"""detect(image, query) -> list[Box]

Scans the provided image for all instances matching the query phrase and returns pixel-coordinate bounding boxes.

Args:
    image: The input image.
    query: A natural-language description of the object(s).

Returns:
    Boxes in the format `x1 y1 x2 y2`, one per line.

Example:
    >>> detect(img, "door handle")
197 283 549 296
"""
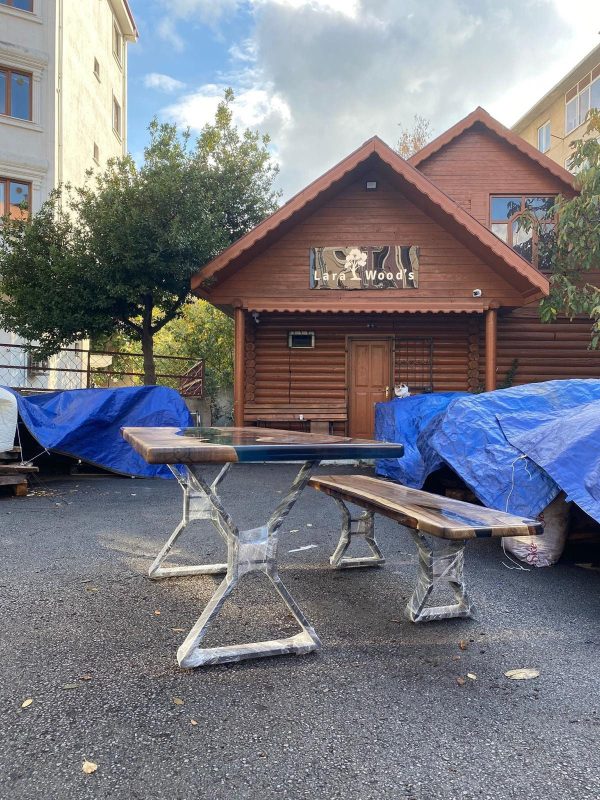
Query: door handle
385 386 390 399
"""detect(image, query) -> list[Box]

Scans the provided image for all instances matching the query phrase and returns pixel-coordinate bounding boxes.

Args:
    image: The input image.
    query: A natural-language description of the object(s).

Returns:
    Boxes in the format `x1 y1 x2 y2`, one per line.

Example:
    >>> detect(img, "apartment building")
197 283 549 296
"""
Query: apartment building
512 43 600 171
0 0 137 389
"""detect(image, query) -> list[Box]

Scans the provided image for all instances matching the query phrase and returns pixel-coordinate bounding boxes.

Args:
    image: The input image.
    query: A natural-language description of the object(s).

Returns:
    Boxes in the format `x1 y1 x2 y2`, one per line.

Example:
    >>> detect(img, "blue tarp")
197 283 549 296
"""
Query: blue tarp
375 380 600 522
498 400 600 523
7 386 193 479
375 392 466 487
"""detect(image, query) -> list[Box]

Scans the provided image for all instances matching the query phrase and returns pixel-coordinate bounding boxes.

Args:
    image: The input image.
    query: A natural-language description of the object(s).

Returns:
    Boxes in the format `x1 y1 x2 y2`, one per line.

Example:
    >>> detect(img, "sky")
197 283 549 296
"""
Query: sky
125 0 600 199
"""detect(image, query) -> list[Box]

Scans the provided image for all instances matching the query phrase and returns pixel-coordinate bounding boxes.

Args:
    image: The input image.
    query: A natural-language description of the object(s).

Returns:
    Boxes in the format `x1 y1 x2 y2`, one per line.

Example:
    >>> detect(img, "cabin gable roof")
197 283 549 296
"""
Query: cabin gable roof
191 132 549 303
408 106 577 193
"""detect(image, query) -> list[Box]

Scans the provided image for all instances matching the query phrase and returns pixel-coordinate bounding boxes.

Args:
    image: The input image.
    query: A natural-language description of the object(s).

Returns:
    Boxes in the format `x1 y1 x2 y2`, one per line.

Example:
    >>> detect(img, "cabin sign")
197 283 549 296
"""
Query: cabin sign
310 245 419 290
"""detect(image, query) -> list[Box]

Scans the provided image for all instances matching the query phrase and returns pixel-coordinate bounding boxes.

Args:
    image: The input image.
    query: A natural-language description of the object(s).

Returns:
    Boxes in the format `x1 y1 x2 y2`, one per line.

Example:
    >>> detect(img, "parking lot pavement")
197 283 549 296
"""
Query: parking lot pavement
0 464 599 800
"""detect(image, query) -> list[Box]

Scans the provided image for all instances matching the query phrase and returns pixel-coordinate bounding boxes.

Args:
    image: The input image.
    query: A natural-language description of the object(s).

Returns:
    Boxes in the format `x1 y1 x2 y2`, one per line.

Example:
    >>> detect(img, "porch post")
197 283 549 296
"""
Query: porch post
484 306 497 392
234 305 245 427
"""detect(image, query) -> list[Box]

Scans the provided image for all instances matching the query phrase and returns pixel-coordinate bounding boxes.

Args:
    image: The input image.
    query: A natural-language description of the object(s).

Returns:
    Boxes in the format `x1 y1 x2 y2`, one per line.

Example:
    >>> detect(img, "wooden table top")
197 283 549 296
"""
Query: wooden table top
122 426 405 465
309 475 543 540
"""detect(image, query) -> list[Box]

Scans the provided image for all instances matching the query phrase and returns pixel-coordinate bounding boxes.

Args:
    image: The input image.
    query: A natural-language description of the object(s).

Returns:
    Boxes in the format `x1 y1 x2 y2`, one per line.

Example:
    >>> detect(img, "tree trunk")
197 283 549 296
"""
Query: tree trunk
141 309 156 385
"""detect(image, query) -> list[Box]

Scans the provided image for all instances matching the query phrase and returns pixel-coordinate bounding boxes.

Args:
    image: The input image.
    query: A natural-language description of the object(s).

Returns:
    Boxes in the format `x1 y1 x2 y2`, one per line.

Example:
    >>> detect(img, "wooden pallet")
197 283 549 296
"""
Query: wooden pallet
0 447 38 496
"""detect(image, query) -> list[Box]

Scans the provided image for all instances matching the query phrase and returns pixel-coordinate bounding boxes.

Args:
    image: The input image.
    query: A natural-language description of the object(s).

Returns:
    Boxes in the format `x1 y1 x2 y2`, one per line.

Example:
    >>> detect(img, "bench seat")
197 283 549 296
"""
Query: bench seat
309 474 542 623
245 404 347 433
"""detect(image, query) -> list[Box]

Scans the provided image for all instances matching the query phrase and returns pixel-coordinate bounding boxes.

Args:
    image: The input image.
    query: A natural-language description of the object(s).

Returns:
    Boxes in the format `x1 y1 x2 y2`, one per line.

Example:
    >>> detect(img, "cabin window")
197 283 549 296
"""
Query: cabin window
0 177 31 220
537 121 551 153
490 195 556 272
288 331 315 349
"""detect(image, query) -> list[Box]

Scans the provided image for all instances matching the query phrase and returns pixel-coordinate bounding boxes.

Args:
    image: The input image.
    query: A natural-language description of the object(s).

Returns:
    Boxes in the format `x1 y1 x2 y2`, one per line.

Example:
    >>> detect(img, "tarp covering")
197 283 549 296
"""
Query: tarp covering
7 386 193 479
375 392 466 487
375 380 600 522
498 400 600 523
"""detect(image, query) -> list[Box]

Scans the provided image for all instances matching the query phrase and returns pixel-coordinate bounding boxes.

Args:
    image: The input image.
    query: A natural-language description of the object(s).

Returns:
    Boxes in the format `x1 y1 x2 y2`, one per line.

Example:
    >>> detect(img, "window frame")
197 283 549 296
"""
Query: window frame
0 0 34 12
93 57 101 82
565 70 600 134
0 176 32 220
489 194 556 272
537 120 551 153
0 65 33 121
112 18 123 67
112 95 122 139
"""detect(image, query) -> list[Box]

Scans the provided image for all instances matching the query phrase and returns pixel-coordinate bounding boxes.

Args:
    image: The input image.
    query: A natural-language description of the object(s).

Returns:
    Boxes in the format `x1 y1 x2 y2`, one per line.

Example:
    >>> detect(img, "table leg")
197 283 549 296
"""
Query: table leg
148 464 230 579
177 461 322 668
405 531 474 622
329 498 384 569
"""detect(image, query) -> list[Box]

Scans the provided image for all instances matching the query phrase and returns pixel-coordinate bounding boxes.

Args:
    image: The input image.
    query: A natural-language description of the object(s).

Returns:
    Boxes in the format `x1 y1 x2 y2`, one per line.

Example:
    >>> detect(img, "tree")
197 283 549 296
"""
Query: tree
154 299 233 418
0 90 280 383
540 110 600 348
396 114 433 159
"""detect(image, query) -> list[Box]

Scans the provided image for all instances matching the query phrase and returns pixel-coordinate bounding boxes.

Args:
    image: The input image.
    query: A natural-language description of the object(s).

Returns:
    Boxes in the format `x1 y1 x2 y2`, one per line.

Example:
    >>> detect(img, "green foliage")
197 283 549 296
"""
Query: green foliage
499 358 519 389
154 300 234 409
540 109 600 349
0 90 280 381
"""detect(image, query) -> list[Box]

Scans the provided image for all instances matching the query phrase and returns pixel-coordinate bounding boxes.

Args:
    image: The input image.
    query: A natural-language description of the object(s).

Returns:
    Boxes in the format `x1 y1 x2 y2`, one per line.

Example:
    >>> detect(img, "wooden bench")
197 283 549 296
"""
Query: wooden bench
309 475 542 623
244 403 347 434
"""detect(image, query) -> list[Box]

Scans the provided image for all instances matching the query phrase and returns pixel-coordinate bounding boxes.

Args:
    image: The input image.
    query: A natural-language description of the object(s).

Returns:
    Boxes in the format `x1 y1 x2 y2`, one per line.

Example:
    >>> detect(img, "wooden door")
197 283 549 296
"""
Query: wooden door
349 339 392 439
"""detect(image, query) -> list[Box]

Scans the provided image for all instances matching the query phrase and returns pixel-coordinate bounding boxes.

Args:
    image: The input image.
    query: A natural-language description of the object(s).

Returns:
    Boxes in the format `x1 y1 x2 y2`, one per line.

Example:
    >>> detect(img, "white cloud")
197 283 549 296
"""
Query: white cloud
157 0 600 197
158 0 242 31
162 84 292 164
144 73 186 93
253 0 360 18
157 17 185 51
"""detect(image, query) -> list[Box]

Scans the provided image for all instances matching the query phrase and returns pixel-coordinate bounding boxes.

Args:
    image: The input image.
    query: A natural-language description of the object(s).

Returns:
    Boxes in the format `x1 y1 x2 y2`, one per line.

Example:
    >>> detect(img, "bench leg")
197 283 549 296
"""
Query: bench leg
405 532 474 622
148 464 230 579
329 499 384 569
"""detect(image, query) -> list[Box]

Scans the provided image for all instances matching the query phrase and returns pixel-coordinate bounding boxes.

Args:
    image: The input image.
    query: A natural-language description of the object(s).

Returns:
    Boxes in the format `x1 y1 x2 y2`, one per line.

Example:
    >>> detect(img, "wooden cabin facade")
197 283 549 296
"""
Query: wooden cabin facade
192 108 600 437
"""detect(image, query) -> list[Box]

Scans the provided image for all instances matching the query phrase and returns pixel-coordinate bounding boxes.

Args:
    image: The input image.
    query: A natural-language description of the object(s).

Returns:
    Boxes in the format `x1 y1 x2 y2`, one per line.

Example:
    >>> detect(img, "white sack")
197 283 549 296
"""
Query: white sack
503 493 570 568
0 388 18 452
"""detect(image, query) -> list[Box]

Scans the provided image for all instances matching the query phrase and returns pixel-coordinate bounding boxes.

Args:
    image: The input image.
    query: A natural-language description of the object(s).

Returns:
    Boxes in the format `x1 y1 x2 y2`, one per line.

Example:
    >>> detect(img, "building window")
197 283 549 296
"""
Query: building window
490 195 556 271
0 177 31 220
112 96 121 138
113 19 123 65
0 0 34 11
27 352 48 374
93 142 100 163
0 66 32 120
93 58 100 81
537 120 551 153
565 66 600 134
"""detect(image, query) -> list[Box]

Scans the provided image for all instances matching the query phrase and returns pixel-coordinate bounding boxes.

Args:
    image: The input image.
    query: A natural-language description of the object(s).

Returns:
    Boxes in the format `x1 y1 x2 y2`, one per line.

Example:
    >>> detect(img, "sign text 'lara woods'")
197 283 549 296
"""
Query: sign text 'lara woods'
310 246 419 290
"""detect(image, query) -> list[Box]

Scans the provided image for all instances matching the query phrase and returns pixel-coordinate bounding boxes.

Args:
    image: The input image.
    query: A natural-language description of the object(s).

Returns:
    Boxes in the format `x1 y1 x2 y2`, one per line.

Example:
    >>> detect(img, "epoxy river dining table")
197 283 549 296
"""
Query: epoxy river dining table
121 426 405 668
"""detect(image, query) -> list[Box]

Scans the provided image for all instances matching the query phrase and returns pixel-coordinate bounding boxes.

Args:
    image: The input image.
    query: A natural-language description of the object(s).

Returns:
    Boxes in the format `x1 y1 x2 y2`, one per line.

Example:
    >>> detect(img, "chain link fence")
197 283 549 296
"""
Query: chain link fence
0 342 203 397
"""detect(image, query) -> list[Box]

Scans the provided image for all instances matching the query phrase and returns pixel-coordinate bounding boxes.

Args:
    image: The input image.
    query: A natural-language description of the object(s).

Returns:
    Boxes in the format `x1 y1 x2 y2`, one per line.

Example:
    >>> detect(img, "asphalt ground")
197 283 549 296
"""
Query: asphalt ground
0 464 599 800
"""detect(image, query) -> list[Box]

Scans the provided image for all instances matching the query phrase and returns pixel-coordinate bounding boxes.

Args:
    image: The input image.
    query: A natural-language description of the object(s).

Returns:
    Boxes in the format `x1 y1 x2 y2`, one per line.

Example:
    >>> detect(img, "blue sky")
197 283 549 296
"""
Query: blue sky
125 0 599 199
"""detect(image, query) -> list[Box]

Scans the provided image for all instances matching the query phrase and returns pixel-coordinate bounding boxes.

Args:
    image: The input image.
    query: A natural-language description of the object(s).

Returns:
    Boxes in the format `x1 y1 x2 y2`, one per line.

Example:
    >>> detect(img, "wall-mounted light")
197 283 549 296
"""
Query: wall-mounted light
365 180 377 191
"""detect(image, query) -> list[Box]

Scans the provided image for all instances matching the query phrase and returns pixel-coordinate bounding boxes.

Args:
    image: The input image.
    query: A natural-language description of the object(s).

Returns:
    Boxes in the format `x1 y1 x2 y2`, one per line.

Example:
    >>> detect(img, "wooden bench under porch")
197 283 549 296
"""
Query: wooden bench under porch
244 403 347 434
309 475 542 623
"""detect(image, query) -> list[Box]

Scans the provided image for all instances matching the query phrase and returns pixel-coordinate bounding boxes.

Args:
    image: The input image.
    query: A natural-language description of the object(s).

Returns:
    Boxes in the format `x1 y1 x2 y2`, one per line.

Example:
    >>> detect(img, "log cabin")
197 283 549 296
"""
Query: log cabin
191 107 600 438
